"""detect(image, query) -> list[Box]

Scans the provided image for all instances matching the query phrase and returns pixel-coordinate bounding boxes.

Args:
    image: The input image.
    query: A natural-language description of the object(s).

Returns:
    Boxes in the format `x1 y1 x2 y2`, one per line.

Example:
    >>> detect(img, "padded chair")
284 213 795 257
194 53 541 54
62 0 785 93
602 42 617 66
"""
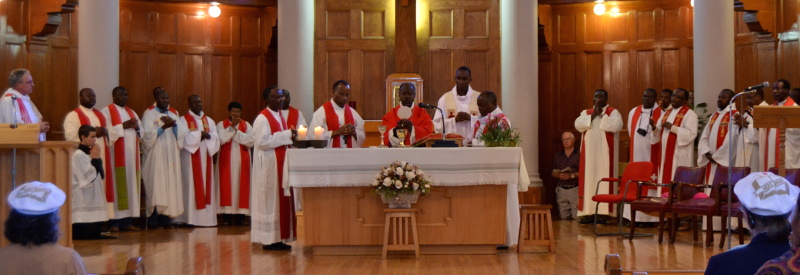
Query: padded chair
591 162 654 237
669 165 750 247
628 166 706 243
768 167 800 186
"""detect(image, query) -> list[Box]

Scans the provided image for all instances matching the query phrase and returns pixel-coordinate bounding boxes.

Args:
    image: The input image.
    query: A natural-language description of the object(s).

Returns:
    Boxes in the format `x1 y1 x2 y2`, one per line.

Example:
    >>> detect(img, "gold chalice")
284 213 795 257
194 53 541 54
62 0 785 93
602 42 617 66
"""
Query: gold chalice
396 129 407 148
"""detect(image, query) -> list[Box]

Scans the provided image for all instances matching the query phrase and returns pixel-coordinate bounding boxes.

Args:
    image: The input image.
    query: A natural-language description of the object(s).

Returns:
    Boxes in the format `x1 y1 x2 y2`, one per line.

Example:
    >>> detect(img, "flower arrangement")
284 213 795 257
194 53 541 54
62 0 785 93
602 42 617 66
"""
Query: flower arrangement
373 160 432 198
479 116 521 147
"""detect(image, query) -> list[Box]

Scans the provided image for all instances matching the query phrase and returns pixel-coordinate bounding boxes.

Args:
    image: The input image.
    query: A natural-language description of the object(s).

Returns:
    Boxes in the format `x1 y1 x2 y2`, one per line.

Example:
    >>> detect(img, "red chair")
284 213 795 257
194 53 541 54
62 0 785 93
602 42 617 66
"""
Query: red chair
719 168 800 248
590 162 654 236
669 165 750 246
628 166 706 243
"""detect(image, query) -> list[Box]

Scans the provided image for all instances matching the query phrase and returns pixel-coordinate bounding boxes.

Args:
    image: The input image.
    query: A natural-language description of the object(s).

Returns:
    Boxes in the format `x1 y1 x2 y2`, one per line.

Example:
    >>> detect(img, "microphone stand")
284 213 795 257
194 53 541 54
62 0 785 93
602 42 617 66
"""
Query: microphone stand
10 95 18 189
727 89 752 250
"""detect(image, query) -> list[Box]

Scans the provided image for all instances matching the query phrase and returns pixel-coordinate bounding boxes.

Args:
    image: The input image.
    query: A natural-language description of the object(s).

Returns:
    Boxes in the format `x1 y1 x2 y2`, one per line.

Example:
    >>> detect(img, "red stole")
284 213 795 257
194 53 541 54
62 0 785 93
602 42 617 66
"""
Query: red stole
703 110 735 181
260 108 295 239
381 105 434 146
108 105 140 210
765 98 796 169
322 101 355 148
4 94 32 123
629 106 661 188
659 106 690 186
74 107 115 203
218 119 251 209
286 107 300 129
185 113 212 210
578 106 616 211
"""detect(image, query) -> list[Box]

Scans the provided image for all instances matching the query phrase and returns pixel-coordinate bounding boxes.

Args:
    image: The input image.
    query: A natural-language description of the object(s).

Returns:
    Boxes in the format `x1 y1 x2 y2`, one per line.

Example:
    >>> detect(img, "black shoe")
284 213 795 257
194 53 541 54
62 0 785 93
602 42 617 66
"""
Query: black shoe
263 242 292 251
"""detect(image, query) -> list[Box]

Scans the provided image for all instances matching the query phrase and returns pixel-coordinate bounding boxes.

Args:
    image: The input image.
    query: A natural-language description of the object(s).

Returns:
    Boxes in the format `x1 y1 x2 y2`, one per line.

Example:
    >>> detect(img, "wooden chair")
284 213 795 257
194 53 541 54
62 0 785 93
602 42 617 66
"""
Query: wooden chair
669 165 750 246
591 162 654 237
96 257 144 275
628 166 706 243
518 204 555 253
604 254 705 275
382 208 420 259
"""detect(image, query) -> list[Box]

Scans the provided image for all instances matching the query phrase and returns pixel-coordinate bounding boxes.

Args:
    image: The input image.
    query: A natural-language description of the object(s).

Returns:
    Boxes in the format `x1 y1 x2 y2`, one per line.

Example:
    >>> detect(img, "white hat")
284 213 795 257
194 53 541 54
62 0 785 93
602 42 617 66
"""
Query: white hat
734 172 800 216
7 181 66 215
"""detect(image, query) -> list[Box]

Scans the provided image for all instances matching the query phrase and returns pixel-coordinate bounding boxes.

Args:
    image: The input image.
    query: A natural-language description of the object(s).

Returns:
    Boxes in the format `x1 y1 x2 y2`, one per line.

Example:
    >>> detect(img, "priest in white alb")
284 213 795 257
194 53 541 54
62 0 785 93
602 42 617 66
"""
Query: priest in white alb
100 86 142 231
433 66 479 140
574 89 623 217
176 95 220 227
623 88 662 223
0 69 49 140
216 101 254 222
308 81 365 148
762 79 800 170
651 88 698 185
698 89 740 184
141 89 185 228
734 89 766 172
251 87 297 250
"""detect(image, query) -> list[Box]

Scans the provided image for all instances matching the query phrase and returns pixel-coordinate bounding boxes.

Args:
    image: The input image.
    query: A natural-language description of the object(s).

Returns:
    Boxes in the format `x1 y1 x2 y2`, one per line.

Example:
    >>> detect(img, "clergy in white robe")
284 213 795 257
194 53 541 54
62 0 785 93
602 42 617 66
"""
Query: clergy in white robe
762 80 800 170
175 95 220 227
651 89 698 185
574 89 623 216
470 91 510 147
698 90 740 184
433 67 480 140
734 93 765 172
63 88 113 218
623 89 662 223
100 87 143 227
308 81 365 148
71 126 108 224
216 102 254 215
0 69 49 140
251 88 296 250
141 91 186 220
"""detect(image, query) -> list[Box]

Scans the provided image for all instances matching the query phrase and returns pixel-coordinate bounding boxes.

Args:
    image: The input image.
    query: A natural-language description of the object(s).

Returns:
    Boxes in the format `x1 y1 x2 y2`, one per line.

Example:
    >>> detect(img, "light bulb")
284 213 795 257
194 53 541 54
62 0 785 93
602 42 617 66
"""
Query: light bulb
593 1 606 16
209 2 221 18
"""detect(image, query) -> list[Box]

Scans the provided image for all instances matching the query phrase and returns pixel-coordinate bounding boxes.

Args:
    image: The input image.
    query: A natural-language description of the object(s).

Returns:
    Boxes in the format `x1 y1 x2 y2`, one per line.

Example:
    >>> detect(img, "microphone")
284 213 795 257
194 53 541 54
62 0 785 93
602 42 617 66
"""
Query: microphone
418 102 439 109
745 81 769 91
10 95 17 129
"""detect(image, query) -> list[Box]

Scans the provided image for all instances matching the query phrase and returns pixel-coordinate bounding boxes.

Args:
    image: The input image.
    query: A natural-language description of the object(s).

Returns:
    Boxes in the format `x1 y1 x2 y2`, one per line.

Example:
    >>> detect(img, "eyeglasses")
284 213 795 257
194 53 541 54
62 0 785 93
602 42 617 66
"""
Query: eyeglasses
23 80 34 85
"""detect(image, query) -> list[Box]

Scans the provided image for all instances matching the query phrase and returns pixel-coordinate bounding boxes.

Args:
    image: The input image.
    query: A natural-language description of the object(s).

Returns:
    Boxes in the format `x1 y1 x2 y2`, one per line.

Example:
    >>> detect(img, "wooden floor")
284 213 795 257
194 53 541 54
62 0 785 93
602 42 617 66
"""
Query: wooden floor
75 218 740 274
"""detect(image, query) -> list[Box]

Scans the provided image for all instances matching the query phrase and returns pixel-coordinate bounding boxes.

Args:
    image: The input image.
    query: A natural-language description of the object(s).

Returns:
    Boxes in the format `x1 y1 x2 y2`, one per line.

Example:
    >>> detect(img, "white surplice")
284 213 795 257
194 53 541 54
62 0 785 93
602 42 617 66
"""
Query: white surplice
433 85 479 140
735 103 763 172
64 106 112 215
215 119 254 215
141 106 186 218
308 99 366 148
574 105 623 216
251 108 295 245
623 105 660 222
100 104 143 219
761 99 800 170
0 88 45 141
651 106 698 183
71 149 108 224
175 111 220 226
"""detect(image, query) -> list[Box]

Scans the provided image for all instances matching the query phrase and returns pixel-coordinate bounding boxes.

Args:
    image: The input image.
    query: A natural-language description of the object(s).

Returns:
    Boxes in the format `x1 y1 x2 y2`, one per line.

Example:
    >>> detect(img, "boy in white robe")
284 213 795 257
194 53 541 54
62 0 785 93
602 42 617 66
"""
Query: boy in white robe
71 125 110 240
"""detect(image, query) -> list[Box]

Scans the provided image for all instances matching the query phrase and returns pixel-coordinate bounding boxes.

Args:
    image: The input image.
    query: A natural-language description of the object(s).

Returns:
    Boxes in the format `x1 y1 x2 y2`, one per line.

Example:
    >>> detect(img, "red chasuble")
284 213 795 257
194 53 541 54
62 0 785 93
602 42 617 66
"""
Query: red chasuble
185 114 212 210
659 105 691 186
381 105 434 146
260 108 295 239
764 98 796 168
108 105 140 210
322 101 355 148
74 108 115 203
218 119 251 209
578 107 616 211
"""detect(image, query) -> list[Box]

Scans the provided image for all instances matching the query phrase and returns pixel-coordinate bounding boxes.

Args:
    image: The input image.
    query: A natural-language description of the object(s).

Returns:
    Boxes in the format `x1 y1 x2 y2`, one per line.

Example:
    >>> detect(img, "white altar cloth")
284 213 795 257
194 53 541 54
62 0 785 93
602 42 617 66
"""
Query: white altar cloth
282 147 530 246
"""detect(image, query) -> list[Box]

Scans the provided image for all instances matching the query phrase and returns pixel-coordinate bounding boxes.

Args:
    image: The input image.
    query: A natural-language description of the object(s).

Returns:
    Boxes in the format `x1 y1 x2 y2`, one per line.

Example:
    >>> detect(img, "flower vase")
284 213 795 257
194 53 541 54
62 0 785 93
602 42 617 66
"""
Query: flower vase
380 193 420 209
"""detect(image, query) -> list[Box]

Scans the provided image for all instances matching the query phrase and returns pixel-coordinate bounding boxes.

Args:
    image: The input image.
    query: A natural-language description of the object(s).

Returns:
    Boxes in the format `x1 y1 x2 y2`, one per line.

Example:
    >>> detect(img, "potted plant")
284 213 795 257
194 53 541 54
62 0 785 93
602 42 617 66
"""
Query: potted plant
372 161 432 208
478 116 521 147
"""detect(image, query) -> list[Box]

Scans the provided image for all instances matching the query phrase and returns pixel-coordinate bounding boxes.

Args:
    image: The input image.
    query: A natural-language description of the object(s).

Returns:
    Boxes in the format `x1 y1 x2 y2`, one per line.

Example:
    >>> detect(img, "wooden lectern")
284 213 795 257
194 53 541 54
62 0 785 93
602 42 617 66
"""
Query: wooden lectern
752 106 800 177
0 123 75 247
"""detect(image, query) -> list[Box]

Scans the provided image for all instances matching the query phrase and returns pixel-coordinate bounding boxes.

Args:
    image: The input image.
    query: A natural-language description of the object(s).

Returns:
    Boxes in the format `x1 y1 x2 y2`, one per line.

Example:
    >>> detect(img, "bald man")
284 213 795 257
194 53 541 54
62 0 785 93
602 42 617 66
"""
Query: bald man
552 131 580 220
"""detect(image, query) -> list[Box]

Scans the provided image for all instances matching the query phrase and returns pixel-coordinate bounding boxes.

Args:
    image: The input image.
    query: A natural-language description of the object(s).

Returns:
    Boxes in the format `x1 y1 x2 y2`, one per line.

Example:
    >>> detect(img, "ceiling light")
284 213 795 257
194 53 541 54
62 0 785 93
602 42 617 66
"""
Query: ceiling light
593 0 606 16
209 2 221 18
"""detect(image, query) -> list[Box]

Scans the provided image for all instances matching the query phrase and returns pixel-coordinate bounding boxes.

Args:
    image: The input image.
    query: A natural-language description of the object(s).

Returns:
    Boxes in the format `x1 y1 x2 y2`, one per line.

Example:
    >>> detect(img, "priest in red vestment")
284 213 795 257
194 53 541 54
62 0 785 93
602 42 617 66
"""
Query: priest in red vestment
381 82 433 147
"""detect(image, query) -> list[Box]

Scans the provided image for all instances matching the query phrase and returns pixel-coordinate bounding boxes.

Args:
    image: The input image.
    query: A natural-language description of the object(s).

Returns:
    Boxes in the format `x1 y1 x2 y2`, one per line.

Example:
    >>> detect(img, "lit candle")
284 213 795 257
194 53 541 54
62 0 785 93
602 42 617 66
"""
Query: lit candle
314 126 324 140
297 125 307 140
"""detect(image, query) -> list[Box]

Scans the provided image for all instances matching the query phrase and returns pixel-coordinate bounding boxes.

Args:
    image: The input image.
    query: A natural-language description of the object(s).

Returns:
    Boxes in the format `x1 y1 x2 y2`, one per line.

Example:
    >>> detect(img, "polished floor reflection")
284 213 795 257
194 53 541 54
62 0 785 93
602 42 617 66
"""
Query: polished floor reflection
74 219 736 274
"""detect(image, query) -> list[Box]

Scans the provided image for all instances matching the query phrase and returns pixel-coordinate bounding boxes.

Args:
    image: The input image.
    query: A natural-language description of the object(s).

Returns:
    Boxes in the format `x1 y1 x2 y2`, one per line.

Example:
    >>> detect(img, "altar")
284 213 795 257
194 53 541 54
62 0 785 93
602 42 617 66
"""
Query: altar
283 147 529 255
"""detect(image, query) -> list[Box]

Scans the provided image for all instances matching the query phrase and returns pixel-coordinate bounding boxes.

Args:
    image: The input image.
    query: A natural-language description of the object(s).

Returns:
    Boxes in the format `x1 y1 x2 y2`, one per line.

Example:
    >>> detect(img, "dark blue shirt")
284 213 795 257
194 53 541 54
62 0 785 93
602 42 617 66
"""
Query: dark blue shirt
705 233 790 275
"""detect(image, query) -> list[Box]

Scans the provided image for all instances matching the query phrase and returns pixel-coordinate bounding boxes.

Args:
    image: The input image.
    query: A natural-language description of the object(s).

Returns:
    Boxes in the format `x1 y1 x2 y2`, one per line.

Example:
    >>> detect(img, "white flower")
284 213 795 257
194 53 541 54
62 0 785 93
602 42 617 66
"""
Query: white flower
394 180 403 189
416 169 424 176
406 164 413 170
383 178 392 186
400 161 407 168
375 172 382 180
405 171 416 179
413 183 419 190
395 167 404 175
424 184 431 189
372 181 379 187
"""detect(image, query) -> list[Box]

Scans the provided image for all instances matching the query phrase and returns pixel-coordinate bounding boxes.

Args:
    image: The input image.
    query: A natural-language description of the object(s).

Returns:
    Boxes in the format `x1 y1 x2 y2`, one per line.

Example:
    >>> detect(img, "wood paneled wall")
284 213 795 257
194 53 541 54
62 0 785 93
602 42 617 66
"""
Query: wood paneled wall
314 0 501 120
119 1 276 122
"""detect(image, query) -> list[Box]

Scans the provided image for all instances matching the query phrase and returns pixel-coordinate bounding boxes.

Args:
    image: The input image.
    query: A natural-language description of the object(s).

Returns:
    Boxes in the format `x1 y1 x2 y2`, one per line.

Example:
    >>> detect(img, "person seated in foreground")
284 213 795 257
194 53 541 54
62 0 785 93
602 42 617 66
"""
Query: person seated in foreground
469 91 510 147
0 181 88 275
705 172 799 275
757 176 800 274
381 82 433 147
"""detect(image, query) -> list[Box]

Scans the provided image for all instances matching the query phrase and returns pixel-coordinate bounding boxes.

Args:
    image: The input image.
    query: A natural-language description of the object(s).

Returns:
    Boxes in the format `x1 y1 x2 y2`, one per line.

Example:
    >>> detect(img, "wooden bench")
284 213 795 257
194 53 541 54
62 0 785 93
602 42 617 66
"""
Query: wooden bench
604 254 704 275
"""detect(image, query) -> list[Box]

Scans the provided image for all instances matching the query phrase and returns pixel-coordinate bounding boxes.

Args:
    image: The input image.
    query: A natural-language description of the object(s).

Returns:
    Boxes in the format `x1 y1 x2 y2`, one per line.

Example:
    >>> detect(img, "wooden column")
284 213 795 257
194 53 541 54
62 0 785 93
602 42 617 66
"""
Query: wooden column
395 0 417 73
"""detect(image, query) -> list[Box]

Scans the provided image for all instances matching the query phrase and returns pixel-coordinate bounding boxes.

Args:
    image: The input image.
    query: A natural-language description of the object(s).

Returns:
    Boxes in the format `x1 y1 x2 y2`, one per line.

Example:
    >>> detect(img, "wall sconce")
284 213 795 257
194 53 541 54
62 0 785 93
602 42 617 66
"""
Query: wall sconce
208 2 221 18
593 0 606 16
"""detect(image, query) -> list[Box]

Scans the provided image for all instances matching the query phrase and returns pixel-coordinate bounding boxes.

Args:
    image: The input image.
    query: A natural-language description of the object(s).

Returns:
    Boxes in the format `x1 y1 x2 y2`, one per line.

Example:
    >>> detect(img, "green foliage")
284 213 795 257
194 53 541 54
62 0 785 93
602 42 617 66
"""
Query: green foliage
479 117 521 147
